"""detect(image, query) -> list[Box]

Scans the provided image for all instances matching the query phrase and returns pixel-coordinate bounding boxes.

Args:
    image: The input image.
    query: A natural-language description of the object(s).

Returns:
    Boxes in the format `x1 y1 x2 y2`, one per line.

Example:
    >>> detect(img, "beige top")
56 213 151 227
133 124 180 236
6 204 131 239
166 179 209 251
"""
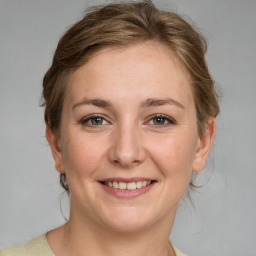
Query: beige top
0 234 187 256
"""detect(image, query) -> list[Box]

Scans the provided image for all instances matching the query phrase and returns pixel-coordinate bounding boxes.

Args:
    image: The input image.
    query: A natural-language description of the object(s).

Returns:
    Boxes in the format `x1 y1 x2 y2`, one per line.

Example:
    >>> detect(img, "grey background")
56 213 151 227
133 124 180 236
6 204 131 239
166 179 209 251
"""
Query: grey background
0 0 255 255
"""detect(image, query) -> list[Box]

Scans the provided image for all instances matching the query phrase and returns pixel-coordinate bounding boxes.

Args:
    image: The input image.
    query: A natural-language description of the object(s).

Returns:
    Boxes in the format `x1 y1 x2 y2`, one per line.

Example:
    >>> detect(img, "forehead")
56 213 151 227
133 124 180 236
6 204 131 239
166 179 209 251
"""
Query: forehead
65 42 193 106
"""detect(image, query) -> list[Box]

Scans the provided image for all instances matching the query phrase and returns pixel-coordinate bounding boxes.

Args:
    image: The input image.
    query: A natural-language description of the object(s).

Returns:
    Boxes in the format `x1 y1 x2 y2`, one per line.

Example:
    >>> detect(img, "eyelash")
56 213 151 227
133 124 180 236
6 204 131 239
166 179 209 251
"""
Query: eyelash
146 114 176 127
79 114 176 128
80 114 110 127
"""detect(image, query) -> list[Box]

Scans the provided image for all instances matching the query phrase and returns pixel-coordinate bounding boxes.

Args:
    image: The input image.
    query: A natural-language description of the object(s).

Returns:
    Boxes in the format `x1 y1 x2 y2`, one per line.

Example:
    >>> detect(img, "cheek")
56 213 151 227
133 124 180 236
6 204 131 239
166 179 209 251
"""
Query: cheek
61 131 107 177
148 132 197 180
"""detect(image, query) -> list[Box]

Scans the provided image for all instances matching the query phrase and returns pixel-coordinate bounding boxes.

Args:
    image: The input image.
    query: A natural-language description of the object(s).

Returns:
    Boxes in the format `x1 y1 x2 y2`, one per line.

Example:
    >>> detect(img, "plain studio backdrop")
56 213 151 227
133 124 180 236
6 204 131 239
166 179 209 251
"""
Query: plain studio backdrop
0 1 255 256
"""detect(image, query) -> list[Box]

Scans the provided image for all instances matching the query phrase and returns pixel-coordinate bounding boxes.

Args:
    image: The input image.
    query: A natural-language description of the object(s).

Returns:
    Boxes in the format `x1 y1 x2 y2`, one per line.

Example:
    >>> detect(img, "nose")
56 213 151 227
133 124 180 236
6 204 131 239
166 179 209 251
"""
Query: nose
108 124 146 168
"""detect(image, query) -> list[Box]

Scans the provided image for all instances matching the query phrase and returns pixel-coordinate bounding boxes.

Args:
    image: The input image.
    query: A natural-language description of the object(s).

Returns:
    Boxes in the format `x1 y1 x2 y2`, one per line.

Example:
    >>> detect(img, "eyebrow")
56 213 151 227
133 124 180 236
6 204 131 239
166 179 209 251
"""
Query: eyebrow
140 98 185 109
72 97 184 110
72 98 112 110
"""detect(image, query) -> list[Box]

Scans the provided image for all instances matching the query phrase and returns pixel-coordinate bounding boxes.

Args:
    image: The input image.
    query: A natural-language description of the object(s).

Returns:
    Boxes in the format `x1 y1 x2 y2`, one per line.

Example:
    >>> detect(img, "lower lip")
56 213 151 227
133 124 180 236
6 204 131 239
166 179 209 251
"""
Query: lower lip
99 182 156 198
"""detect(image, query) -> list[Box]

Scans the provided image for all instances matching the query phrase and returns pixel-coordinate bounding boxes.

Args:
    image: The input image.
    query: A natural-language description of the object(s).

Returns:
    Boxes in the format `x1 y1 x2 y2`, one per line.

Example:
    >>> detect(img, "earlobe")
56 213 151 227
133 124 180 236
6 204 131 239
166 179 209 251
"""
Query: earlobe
192 117 216 172
45 125 65 173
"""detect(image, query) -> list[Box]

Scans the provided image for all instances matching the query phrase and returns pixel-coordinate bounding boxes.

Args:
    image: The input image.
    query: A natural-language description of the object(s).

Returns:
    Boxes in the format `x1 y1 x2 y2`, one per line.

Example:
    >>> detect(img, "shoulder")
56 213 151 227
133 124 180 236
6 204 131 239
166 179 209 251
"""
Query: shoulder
1 236 186 256
170 241 188 256
0 234 54 256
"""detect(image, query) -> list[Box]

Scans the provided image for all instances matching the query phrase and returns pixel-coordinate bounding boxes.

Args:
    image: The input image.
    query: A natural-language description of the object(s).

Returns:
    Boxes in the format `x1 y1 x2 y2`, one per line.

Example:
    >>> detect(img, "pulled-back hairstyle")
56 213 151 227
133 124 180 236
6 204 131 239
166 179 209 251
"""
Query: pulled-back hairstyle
42 0 219 192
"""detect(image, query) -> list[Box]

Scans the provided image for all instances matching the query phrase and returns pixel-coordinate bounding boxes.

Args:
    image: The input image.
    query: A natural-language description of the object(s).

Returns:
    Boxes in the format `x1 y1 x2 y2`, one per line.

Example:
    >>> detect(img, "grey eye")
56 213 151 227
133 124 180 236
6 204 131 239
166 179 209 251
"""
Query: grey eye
147 115 175 127
81 115 108 126
152 117 166 125
90 117 104 125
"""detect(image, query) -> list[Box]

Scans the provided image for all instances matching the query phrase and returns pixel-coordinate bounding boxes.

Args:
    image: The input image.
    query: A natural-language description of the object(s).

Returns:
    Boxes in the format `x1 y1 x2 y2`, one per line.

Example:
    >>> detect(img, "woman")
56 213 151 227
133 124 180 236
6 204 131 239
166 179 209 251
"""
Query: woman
0 1 219 255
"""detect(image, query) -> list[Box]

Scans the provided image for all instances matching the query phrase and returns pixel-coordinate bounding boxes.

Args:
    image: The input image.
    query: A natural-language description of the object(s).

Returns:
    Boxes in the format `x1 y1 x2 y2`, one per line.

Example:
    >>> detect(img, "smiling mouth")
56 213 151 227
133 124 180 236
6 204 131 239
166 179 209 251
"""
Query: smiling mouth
100 180 156 190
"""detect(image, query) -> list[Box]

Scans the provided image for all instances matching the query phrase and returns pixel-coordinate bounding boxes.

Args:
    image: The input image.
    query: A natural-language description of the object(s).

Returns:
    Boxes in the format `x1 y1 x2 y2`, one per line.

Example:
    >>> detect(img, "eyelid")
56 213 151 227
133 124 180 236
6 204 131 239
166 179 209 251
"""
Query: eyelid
80 114 111 126
145 114 176 127
79 113 176 127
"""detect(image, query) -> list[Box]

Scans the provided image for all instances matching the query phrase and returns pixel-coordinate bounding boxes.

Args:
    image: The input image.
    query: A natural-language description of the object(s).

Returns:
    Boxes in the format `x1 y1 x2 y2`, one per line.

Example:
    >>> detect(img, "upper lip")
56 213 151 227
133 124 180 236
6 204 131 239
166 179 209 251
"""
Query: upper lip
100 177 155 183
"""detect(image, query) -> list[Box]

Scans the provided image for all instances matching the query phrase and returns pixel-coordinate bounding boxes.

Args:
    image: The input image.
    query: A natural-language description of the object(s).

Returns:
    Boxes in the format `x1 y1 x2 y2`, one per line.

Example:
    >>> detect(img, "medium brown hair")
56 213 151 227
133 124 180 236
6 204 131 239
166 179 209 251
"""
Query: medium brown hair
42 0 219 192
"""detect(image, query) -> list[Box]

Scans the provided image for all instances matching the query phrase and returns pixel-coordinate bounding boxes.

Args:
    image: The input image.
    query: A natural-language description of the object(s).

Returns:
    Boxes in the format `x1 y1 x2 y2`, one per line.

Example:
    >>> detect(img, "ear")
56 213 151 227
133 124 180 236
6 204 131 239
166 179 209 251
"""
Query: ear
46 125 65 173
192 117 216 172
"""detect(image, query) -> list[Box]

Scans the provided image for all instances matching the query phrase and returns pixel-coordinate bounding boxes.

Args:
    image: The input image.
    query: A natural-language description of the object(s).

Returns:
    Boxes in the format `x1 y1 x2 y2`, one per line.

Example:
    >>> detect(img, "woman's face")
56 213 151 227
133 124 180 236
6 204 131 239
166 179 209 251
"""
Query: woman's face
48 42 213 232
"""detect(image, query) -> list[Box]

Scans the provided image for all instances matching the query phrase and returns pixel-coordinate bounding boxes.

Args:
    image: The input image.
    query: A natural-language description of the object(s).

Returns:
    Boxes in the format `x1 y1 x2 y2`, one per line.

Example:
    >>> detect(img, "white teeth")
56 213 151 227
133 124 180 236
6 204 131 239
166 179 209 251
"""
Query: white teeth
113 181 118 188
119 182 127 190
142 181 147 187
136 181 142 189
104 180 153 190
127 182 136 190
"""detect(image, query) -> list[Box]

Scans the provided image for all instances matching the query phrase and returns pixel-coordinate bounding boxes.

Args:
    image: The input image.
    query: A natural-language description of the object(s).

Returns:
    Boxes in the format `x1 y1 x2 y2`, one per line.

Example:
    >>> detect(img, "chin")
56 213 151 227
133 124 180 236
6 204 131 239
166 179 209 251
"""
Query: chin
98 206 159 233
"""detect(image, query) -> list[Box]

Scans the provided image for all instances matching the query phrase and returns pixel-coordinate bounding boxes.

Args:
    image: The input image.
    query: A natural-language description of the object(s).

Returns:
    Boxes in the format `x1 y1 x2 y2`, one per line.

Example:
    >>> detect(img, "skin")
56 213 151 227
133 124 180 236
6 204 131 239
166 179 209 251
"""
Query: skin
46 41 215 256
